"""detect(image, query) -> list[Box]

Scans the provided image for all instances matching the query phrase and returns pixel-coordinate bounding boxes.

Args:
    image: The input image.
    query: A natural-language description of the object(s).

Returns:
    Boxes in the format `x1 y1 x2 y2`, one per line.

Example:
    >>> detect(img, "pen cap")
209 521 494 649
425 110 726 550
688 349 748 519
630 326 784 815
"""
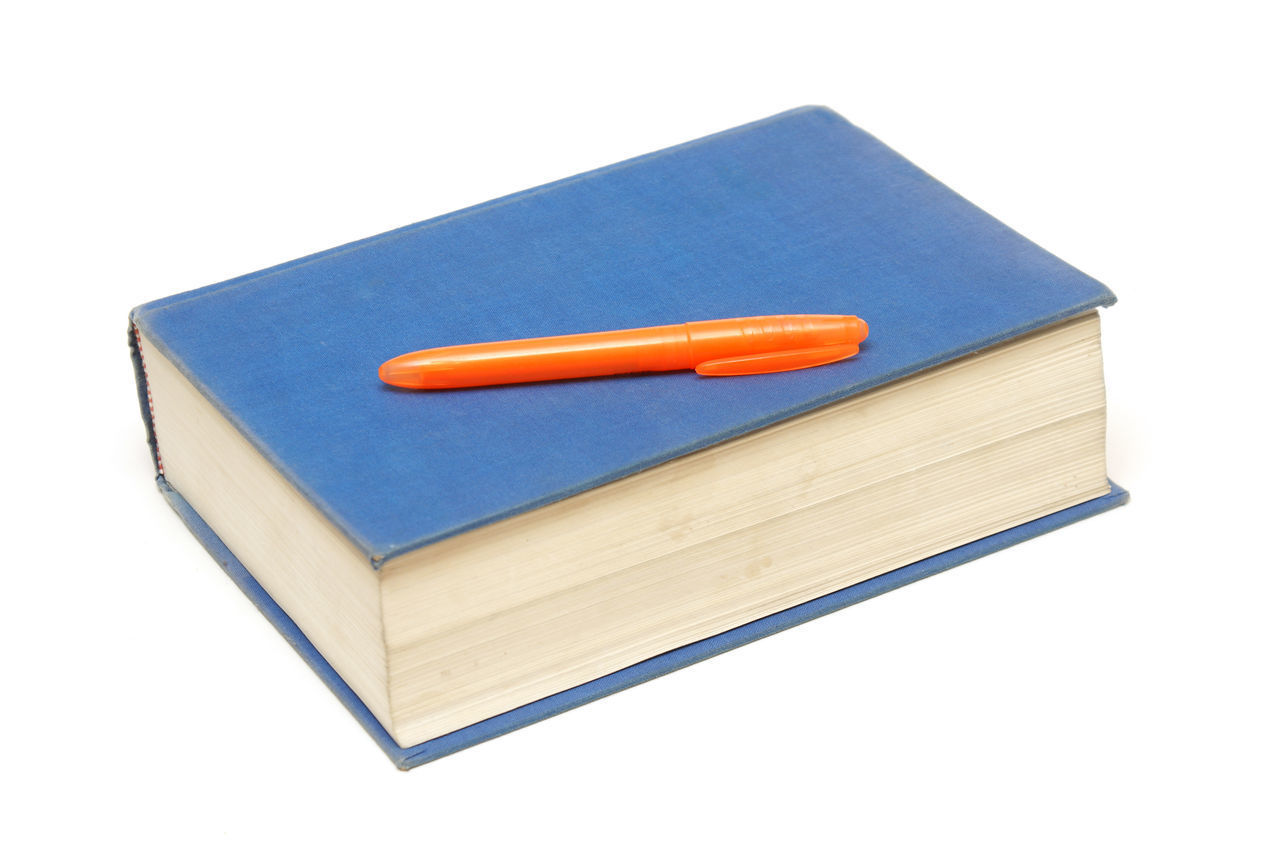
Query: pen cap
684 315 867 364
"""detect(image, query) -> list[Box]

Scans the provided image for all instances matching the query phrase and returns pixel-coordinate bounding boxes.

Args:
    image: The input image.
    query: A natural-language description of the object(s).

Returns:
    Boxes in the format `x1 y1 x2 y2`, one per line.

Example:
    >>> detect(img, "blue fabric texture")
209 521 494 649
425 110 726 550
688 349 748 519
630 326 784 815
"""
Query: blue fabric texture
156 477 1128 769
130 106 1116 565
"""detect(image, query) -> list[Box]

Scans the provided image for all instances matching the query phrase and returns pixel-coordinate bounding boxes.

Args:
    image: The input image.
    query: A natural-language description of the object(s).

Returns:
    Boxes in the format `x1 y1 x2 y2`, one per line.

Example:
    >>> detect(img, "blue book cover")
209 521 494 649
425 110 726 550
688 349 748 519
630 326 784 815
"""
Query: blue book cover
129 106 1125 768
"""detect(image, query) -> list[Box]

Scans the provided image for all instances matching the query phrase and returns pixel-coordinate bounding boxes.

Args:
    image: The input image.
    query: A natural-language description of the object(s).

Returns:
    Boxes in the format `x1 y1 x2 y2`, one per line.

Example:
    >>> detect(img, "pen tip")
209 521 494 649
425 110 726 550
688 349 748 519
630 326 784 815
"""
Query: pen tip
379 357 419 389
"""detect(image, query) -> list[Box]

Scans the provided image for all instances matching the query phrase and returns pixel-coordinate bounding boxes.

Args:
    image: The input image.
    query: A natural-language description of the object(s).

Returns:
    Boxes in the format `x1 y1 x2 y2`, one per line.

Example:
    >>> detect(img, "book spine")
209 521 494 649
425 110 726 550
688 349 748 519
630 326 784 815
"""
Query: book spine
128 321 164 479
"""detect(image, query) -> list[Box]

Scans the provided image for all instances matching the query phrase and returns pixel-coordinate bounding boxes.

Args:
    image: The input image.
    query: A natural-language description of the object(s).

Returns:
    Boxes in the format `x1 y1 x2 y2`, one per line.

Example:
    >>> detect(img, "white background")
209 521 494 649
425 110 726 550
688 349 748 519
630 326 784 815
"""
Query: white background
4 2 1277 854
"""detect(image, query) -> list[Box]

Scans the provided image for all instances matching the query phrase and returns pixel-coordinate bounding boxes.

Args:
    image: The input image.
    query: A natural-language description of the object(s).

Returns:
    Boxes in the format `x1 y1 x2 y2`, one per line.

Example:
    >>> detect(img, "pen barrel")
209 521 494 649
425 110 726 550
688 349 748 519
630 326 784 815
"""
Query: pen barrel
386 324 693 388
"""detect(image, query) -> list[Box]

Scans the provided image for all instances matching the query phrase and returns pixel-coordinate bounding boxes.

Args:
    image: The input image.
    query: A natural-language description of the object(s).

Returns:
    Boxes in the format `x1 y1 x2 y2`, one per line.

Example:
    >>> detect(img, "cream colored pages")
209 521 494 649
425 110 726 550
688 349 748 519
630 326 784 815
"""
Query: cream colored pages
380 313 1108 745
141 313 1107 747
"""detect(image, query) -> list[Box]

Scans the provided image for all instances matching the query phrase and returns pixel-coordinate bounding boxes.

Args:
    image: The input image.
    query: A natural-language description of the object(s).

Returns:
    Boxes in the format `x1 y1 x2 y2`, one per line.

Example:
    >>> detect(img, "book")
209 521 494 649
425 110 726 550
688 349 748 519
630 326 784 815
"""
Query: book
129 106 1127 768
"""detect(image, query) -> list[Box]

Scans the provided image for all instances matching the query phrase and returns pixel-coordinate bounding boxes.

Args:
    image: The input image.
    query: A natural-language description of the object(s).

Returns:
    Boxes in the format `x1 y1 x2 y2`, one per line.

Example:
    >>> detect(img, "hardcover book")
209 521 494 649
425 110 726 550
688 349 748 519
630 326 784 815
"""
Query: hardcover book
129 106 1126 768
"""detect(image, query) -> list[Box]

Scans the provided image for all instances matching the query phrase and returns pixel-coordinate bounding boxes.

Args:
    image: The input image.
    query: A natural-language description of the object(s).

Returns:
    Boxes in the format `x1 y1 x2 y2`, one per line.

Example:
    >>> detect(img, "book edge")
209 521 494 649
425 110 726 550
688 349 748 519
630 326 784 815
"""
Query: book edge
155 477 1128 770
128 323 162 479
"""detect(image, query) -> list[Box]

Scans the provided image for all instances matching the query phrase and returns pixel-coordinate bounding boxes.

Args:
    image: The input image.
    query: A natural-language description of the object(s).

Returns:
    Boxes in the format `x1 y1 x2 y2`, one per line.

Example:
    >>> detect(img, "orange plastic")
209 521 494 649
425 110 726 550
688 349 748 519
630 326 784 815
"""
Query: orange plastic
378 314 869 390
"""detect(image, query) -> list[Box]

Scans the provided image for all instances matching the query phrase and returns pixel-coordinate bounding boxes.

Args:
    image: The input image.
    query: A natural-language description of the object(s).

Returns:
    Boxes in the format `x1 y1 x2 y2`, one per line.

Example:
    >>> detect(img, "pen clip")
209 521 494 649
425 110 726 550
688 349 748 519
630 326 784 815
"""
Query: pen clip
694 343 860 376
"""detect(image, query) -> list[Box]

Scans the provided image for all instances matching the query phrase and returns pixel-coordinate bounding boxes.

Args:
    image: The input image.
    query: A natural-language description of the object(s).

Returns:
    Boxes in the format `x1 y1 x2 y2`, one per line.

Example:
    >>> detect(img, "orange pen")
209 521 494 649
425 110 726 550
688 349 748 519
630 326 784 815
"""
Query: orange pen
378 314 869 390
